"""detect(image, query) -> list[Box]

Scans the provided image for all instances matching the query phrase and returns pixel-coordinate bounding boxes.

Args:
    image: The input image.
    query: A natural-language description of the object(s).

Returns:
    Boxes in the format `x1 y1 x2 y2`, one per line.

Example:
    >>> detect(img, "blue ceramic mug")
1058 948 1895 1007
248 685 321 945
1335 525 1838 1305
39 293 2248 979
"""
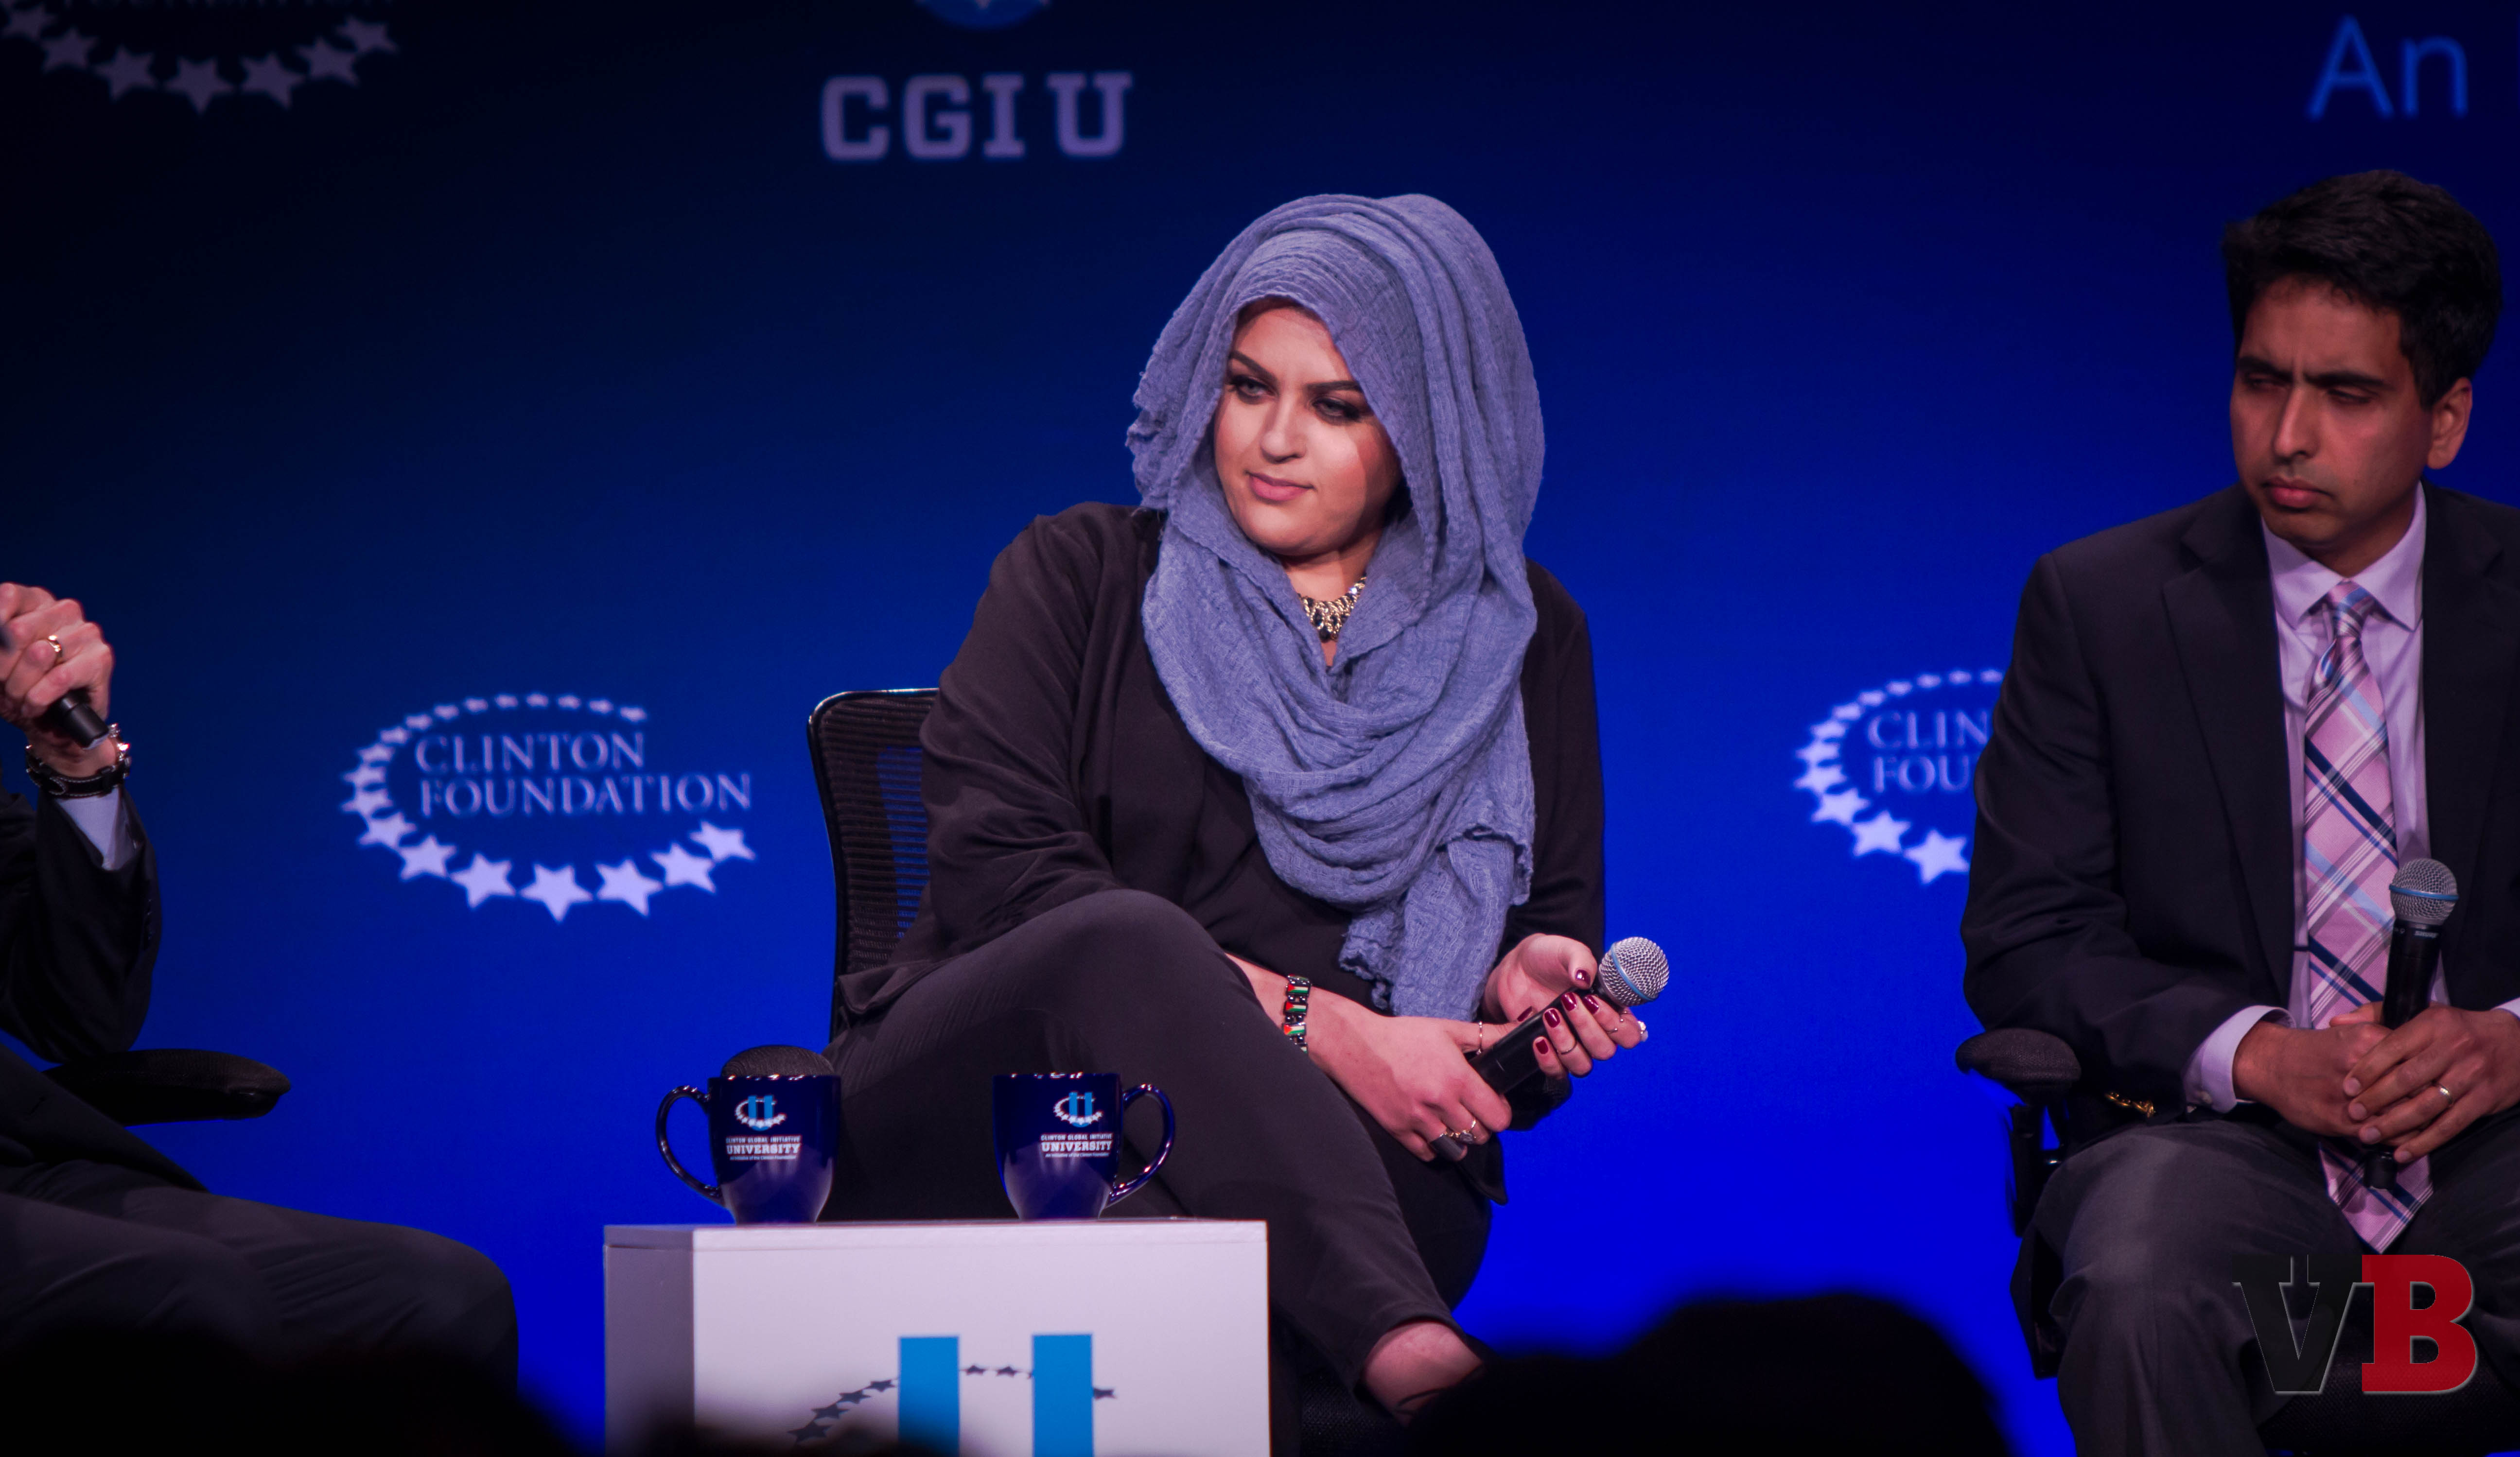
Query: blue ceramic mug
656 1073 841 1224
991 1072 1174 1220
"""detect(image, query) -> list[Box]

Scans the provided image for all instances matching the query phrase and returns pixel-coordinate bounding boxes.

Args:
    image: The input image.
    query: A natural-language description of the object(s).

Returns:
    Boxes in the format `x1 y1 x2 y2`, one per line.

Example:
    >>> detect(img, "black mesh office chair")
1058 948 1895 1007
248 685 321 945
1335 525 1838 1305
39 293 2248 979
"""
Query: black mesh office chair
807 688 1406 1456
1959 1026 2520 1455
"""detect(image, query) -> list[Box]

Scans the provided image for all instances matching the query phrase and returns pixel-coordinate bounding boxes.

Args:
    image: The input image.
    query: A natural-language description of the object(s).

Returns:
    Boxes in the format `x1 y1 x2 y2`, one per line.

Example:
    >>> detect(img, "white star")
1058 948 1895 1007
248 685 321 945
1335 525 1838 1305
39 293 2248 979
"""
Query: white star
1905 830 1972 884
1794 741 1840 769
238 54 301 106
40 28 89 70
1849 811 1910 857
163 58 230 113
1812 789 1869 827
381 726 411 743
690 822 755 862
1857 691 1886 707
343 763 386 788
618 706 647 723
357 812 414 848
2 9 48 43
340 787 390 816
651 842 717 892
450 853 514 907
359 743 396 764
94 46 151 97
1792 763 1847 795
520 864 592 922
594 859 665 915
395 835 456 880
1811 721 1848 742
1831 704 1862 722
336 18 395 55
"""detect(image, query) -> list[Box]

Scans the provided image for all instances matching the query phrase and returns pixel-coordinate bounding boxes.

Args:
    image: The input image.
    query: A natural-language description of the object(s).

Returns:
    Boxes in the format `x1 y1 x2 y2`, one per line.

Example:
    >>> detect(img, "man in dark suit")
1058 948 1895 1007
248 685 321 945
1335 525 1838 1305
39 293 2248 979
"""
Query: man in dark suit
1965 171 2520 1455
0 581 515 1373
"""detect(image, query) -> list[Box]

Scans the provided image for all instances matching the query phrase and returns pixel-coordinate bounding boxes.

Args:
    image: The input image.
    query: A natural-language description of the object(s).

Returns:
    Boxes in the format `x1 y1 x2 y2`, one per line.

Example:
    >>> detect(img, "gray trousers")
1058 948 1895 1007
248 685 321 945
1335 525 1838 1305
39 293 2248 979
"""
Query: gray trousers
2036 1108 2520 1456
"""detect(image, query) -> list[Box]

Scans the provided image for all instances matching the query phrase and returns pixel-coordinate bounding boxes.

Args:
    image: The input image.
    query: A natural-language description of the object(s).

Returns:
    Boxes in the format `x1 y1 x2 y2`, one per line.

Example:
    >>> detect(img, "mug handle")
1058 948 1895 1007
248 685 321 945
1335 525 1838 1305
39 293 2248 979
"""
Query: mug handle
655 1086 722 1202
1108 1083 1175 1202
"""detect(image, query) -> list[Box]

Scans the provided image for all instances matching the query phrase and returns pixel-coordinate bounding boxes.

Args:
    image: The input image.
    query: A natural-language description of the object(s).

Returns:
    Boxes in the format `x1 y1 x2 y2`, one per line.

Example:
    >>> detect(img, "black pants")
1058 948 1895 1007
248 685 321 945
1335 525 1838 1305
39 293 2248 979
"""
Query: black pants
2035 1108 2520 1457
0 1157 516 1379
824 891 1487 1385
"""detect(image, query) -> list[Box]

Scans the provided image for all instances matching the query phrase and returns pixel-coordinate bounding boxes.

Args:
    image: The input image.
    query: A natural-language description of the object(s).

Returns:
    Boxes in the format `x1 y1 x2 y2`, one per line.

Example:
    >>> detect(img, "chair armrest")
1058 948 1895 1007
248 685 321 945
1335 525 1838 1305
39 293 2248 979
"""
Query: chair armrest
45 1049 291 1126
1955 1029 2079 1105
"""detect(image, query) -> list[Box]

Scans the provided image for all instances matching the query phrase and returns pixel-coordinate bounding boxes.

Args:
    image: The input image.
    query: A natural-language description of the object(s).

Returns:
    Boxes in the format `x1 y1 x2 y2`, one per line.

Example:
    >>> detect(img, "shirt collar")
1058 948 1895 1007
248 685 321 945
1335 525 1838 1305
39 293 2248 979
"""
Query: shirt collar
2263 485 2427 632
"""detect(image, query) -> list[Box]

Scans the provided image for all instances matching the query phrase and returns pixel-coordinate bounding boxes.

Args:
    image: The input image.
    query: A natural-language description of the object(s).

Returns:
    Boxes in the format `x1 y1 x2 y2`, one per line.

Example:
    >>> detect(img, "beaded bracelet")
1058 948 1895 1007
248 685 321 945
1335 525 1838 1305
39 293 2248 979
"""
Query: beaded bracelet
1279 976 1313 1054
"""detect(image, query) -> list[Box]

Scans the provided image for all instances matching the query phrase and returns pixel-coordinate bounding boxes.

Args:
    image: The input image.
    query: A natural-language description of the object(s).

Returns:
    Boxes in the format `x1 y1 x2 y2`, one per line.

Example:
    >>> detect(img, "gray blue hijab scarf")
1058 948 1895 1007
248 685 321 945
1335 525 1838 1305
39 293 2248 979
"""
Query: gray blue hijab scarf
1129 194 1543 1019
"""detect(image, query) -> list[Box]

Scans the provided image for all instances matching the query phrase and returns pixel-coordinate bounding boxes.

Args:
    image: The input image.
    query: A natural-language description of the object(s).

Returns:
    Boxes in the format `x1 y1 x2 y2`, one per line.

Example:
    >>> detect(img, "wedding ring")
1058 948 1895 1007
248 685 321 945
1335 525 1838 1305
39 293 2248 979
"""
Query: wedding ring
44 633 62 663
2439 1085 2456 1102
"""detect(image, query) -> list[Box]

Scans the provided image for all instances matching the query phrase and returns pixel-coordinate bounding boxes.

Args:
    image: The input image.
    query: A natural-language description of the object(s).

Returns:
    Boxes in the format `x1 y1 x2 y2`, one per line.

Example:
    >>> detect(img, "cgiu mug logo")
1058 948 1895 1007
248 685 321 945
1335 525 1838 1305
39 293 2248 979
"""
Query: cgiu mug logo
1052 1091 1099 1127
1 2 398 116
735 1094 785 1131
2232 1253 2479 1394
340 692 757 922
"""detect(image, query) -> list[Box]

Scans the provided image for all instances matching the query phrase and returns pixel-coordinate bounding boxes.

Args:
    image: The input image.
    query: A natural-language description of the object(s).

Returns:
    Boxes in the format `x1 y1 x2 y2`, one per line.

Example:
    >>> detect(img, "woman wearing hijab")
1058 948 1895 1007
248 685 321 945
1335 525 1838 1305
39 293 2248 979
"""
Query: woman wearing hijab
823 194 1638 1430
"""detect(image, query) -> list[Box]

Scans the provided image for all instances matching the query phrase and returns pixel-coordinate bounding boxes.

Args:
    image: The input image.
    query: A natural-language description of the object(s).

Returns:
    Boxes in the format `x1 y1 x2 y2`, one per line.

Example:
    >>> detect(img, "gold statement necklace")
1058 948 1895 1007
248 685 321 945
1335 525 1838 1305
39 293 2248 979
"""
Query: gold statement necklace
1298 575 1367 642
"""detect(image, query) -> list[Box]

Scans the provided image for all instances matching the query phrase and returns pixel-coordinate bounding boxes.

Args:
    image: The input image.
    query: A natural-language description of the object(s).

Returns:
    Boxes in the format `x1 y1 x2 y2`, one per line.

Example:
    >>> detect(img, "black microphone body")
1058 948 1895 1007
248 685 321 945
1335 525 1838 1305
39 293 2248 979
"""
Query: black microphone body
2379 920 2441 1033
2365 860 2459 1194
41 691 110 749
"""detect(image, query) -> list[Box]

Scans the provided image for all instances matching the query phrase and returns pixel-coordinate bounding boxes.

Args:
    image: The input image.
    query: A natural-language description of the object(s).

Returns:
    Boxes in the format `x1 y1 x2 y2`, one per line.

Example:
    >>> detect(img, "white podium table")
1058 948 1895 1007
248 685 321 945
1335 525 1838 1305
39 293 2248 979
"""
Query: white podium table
604 1220 1269 1457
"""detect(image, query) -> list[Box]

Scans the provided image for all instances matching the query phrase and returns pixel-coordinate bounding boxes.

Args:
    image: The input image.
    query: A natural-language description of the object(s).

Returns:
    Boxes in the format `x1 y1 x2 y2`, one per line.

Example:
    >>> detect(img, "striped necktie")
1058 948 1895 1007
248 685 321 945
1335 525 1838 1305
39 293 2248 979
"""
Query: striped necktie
2301 582 2427 1249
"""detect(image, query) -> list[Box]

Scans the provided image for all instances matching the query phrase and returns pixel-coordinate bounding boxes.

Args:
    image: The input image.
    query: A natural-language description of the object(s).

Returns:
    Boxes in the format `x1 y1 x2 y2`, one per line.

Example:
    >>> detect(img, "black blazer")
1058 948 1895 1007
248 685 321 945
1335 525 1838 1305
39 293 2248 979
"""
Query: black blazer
0 786 195 1189
1963 483 2520 1109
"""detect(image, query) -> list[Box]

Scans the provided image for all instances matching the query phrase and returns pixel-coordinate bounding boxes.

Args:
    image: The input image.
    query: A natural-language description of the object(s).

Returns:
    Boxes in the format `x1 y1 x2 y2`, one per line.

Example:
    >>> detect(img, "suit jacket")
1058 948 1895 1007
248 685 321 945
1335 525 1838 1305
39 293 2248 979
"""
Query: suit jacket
0 785 196 1189
1963 482 2520 1114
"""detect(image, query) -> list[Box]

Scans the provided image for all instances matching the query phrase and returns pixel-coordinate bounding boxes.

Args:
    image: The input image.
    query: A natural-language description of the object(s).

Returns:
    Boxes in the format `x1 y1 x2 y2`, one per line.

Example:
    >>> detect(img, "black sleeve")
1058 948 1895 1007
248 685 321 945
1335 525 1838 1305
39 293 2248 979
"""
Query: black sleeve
1961 554 2254 1102
0 788 160 1063
918 515 1131 957
1504 563 1606 955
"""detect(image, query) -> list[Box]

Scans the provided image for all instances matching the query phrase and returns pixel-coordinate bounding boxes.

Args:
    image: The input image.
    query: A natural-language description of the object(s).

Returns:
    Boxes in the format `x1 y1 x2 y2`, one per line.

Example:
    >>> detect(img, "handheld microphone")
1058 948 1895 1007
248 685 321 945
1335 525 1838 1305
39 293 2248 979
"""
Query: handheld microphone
2365 859 2458 1194
41 691 110 750
1470 936 1668 1095
722 1045 836 1078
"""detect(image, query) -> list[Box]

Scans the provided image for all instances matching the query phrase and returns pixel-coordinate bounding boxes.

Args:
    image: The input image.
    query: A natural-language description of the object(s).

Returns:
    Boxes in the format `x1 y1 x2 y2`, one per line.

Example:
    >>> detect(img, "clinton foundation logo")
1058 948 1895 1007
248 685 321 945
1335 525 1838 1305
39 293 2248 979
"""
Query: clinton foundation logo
340 693 756 922
1794 668 2001 885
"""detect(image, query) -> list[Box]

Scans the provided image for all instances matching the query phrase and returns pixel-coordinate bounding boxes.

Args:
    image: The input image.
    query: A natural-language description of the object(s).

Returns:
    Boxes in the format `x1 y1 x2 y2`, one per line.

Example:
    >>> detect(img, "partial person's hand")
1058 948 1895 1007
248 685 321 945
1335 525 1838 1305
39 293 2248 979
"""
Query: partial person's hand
2339 1003 2520 1161
1482 933 1596 1021
1312 999 1514 1163
0 583 117 778
1481 934 1645 1087
2233 1006 2389 1137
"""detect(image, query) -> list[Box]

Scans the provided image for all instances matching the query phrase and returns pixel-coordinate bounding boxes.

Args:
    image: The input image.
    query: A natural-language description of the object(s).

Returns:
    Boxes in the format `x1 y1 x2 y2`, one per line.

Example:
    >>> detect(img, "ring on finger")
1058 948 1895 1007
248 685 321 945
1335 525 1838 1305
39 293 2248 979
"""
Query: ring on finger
2440 1084 2457 1103
44 633 63 664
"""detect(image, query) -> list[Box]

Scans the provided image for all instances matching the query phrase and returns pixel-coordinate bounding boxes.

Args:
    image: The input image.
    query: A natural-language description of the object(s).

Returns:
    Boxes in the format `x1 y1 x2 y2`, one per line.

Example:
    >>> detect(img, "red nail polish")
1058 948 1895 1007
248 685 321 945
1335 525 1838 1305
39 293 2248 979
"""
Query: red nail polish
1560 990 1579 1010
1543 1006 1562 1028
1582 994 1601 1015
1572 968 1589 988
1533 1037 1550 1056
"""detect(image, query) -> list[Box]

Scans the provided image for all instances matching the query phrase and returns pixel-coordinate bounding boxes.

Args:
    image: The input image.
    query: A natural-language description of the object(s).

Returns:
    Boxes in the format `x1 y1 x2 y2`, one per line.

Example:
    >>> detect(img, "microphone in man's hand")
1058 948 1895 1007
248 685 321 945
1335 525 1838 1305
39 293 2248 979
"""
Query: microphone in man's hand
1470 936 1668 1095
0 618 109 748
2366 859 2458 1194
41 692 110 749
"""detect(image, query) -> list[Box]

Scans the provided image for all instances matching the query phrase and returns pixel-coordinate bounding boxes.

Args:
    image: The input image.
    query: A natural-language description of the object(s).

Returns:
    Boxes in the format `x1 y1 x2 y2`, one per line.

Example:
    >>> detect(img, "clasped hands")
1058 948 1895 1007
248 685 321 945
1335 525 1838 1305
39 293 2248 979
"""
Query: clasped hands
1232 933 1648 1164
2233 1001 2520 1160
0 582 118 779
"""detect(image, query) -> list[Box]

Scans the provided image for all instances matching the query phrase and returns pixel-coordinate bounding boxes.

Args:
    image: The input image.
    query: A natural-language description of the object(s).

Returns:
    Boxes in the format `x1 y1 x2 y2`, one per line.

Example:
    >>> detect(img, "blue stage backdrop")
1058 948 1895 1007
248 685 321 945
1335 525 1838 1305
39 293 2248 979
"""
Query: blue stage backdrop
6 2 2518 1449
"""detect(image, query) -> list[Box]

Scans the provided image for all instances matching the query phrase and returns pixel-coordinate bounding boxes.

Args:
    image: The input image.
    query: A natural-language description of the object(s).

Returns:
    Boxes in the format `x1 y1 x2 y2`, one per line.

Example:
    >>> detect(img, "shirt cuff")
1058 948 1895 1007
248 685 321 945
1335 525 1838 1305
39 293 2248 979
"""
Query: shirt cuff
2496 997 2520 1023
2183 1005 2288 1111
55 788 135 872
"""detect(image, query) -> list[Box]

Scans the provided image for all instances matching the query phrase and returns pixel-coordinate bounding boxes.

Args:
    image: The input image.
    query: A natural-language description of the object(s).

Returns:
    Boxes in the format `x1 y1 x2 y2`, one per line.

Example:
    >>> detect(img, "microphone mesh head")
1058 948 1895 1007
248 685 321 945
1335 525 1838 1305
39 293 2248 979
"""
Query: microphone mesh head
721 1044 836 1078
1595 937 1669 1007
2390 859 2459 928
